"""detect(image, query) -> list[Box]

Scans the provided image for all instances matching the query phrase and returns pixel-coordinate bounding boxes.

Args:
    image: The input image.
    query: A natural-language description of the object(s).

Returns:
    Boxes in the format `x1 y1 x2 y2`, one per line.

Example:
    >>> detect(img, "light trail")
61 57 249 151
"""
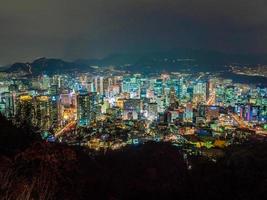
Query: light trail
207 92 216 105
229 113 267 136
55 120 76 137
230 113 247 128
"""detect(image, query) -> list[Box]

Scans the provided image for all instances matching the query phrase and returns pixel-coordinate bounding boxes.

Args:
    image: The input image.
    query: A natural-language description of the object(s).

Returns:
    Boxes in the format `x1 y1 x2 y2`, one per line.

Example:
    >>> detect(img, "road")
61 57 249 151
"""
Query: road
55 120 76 137
256 130 267 137
207 92 216 106
207 92 216 105
230 113 267 136
230 113 248 128
205 94 267 136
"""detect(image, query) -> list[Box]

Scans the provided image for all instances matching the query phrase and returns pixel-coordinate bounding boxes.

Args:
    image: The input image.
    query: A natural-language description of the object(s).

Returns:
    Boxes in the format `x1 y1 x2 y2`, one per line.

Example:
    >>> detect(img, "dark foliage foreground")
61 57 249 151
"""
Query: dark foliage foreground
0 115 267 200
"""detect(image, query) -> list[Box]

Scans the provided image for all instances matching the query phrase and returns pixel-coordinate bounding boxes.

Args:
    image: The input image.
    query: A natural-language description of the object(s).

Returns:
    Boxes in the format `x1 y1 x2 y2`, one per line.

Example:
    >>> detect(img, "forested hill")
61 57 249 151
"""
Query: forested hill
0 115 267 199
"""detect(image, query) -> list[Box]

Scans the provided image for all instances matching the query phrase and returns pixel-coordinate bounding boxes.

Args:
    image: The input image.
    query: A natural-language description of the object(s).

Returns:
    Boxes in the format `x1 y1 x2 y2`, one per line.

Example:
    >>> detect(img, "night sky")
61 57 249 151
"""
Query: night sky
0 0 267 64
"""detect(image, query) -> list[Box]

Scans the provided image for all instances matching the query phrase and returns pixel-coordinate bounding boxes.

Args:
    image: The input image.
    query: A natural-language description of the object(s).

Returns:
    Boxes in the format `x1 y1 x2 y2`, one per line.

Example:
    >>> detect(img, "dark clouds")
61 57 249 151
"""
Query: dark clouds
0 0 267 64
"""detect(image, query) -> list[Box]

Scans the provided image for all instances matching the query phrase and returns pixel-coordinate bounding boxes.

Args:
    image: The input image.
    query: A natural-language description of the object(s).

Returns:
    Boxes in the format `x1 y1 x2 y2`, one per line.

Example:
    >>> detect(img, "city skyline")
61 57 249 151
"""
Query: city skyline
0 1 267 199
1 70 266 145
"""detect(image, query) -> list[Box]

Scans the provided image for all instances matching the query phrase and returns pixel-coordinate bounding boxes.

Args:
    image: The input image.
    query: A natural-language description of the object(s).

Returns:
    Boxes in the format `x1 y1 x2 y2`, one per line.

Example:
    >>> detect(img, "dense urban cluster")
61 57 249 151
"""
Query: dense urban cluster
0 71 266 156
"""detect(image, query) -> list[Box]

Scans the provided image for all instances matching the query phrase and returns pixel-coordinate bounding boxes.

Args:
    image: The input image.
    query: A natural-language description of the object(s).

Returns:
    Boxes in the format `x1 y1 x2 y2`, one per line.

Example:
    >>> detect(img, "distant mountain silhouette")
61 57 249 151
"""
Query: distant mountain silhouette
5 49 267 74
5 62 31 73
6 57 92 75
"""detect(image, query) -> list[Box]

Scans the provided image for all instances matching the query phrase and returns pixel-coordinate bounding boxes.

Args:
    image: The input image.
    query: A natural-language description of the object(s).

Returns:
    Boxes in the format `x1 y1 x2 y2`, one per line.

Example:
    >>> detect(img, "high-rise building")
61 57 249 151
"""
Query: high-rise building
50 95 59 127
147 102 158 121
0 92 16 119
50 84 59 96
39 75 50 90
16 95 34 126
193 82 207 101
225 86 235 106
94 76 104 95
154 79 163 97
169 87 179 109
34 96 51 130
122 77 140 98
185 103 193 122
77 91 96 126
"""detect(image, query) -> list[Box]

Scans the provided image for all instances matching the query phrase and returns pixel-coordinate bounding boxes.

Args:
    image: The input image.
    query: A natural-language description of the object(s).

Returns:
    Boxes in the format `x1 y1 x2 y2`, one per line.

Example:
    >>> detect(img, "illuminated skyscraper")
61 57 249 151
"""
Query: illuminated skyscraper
16 95 34 126
154 79 163 97
35 96 51 130
122 77 140 98
39 75 50 90
77 91 96 126
50 95 59 127
225 86 235 106
0 92 16 119
186 86 194 101
193 82 207 102
147 102 158 120
103 77 112 96
169 87 179 109
185 103 193 122
50 84 59 96
94 76 104 95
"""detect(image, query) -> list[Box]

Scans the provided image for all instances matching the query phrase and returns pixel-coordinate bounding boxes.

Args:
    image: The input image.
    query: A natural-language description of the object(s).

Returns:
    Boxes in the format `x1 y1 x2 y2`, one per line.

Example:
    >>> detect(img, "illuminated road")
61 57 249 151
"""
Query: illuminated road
230 113 267 136
230 113 248 128
256 131 267 136
205 93 267 136
207 92 216 105
55 121 76 137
